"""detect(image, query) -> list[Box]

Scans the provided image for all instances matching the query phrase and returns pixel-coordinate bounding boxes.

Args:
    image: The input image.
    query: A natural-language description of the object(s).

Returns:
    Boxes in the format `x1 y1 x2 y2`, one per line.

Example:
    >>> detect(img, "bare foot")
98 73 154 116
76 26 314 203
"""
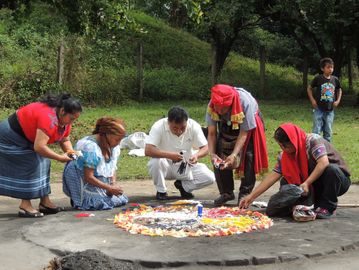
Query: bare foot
19 200 38 213
40 196 57 208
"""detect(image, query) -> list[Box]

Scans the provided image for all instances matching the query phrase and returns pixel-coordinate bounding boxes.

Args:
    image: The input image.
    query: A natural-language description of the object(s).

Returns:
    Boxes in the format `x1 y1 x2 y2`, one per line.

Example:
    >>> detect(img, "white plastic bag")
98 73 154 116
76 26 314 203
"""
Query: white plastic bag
120 132 148 150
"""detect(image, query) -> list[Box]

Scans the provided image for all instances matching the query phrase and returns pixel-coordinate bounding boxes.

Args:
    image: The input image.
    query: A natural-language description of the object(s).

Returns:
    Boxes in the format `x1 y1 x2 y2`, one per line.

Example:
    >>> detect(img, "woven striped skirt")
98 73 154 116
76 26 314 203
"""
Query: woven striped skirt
0 119 51 199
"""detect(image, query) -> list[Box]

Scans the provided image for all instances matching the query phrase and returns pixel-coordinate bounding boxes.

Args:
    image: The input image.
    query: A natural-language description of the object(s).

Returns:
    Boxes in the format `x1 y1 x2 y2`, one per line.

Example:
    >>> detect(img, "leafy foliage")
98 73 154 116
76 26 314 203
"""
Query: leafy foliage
0 3 65 107
262 0 359 77
1 1 356 109
47 0 143 35
134 0 209 27
194 0 263 83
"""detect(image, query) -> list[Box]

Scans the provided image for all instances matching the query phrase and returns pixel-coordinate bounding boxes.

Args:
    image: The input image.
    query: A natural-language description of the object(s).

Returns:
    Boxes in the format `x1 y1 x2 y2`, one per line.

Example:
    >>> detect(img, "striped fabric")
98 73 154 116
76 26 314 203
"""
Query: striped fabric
63 160 128 210
0 120 51 199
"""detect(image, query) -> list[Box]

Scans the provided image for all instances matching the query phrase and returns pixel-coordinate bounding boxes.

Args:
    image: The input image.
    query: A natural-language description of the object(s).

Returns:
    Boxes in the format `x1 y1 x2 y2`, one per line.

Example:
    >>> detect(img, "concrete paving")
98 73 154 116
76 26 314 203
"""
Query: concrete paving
0 180 359 270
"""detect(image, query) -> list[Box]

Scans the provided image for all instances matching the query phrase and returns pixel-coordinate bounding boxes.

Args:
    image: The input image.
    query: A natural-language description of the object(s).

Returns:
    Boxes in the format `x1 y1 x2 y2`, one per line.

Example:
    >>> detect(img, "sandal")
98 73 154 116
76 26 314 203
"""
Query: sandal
39 203 64 215
18 208 44 218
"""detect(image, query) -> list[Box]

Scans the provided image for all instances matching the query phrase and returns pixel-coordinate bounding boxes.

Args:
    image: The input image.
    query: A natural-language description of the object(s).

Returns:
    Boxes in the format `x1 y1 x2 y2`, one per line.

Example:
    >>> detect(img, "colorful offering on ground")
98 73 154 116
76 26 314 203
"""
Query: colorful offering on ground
114 201 273 237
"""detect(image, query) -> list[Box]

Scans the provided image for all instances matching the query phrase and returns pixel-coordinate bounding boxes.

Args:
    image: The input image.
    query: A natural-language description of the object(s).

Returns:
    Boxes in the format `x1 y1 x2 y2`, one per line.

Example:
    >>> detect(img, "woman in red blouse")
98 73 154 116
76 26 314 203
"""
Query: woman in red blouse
0 93 82 217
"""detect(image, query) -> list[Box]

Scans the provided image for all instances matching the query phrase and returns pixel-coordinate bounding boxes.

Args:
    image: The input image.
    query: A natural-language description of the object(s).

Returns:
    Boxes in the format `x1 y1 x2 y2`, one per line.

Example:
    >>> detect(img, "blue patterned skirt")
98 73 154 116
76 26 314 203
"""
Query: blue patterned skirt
63 161 128 210
0 120 51 199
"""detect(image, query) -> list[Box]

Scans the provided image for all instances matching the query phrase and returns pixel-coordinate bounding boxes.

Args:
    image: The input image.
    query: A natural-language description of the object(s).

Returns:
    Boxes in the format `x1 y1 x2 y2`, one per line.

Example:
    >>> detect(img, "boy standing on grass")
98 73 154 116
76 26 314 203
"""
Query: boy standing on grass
307 57 342 142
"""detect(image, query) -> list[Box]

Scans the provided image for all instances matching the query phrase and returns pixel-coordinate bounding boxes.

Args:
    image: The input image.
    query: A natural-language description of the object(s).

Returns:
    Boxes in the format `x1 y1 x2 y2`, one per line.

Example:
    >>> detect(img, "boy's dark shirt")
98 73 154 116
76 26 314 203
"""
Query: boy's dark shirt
310 74 341 111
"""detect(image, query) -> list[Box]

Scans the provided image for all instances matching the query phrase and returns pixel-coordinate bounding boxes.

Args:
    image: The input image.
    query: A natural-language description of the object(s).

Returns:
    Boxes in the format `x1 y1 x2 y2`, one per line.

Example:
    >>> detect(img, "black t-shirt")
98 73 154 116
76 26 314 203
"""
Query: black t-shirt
310 74 341 111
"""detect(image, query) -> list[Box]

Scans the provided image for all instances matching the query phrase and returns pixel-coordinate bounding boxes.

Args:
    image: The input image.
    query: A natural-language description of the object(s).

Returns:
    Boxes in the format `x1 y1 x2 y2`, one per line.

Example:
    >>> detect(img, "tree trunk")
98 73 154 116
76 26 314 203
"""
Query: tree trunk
332 54 344 78
331 32 345 78
259 45 266 97
211 44 218 85
211 41 233 85
302 52 309 97
348 49 353 93
169 0 187 28
211 43 227 85
137 42 143 101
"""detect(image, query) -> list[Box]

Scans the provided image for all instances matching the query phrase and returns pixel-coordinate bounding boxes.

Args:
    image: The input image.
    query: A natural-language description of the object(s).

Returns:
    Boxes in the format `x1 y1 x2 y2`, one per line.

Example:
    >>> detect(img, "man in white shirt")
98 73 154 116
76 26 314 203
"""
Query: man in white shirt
145 106 215 200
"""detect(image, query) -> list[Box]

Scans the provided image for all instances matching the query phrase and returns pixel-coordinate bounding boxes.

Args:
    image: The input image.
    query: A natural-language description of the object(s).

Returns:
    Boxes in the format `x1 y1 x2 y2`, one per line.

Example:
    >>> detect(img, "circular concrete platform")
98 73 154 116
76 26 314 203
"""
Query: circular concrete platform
22 206 359 268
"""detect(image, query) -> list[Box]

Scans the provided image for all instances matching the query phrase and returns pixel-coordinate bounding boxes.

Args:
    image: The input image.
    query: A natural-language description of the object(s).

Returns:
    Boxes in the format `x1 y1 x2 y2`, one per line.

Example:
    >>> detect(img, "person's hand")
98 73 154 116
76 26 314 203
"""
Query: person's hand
210 154 220 164
66 150 82 160
106 184 123 196
59 153 73 163
189 154 199 164
222 154 236 169
311 100 318 109
109 177 115 185
210 154 225 169
333 101 339 108
300 182 309 196
170 152 183 163
239 194 254 209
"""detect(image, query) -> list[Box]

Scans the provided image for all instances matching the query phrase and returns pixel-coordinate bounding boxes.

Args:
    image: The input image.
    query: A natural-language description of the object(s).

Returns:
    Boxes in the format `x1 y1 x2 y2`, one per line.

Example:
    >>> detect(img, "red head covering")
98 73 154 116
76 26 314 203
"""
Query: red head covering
207 84 244 129
278 123 308 185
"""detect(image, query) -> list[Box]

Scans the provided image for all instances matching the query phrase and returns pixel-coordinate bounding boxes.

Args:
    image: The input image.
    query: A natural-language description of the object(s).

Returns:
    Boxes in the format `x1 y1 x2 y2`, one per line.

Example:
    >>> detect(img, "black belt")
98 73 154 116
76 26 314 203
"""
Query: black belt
8 113 29 141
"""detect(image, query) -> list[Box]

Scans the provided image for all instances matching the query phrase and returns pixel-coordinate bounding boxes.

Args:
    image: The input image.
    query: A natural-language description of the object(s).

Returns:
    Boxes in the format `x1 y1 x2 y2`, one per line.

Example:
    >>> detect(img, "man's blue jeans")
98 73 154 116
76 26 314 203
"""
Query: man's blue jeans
312 108 334 142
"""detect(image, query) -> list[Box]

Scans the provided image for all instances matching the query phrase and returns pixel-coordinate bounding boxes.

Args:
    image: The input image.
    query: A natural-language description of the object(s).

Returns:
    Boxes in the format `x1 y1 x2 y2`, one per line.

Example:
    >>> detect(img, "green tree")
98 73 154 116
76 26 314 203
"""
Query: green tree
196 0 261 84
134 0 207 27
262 0 359 78
0 0 30 11
46 0 142 35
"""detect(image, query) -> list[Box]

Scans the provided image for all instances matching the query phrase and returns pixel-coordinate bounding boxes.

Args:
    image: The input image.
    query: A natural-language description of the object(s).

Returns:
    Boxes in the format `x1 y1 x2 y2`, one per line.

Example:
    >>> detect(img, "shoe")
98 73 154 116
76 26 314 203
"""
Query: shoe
18 208 44 218
214 192 235 206
156 192 169 200
39 203 63 215
174 180 194 199
315 207 335 219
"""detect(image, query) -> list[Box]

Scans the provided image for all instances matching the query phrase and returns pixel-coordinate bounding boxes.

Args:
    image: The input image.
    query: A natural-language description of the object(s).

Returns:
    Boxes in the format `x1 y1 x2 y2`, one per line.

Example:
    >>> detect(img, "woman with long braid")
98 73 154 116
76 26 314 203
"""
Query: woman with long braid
63 117 128 210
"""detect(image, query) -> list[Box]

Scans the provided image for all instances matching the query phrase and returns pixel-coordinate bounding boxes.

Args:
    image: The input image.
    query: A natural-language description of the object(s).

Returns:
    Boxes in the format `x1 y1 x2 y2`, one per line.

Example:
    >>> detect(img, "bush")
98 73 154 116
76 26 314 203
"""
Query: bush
142 67 211 100
80 67 136 105
0 71 62 108
220 53 303 99
0 4 63 108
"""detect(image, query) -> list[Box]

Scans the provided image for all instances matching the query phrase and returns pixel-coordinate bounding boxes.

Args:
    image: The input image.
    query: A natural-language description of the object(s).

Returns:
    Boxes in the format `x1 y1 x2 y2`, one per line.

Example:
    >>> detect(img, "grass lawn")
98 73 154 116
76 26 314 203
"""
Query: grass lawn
0 100 358 182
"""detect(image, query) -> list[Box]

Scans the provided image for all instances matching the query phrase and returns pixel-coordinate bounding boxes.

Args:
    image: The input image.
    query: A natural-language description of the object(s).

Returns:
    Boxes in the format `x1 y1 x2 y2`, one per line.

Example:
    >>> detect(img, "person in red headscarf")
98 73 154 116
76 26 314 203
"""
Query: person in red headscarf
206 84 268 206
239 123 351 219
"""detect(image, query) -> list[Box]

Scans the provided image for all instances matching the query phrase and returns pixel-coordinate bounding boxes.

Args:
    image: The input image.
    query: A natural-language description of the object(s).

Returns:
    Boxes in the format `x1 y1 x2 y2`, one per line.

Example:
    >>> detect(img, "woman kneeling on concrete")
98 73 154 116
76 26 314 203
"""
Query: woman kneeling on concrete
63 117 128 210
239 123 351 219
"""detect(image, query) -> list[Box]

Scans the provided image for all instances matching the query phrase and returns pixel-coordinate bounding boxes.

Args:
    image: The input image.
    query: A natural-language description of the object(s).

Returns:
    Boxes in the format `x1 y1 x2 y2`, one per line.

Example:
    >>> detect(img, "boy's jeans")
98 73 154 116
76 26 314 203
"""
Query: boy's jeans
312 108 334 142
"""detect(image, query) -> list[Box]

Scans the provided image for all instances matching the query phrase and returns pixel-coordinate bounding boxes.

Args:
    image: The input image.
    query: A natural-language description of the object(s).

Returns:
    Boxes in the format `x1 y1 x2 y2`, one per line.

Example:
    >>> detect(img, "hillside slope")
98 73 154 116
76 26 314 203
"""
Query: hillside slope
0 2 303 107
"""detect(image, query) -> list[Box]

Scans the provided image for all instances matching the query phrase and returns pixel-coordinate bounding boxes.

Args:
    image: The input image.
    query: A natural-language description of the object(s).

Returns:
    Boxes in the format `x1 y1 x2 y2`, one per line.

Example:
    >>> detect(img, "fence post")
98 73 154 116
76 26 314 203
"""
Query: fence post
57 39 65 85
259 45 266 97
137 41 143 101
